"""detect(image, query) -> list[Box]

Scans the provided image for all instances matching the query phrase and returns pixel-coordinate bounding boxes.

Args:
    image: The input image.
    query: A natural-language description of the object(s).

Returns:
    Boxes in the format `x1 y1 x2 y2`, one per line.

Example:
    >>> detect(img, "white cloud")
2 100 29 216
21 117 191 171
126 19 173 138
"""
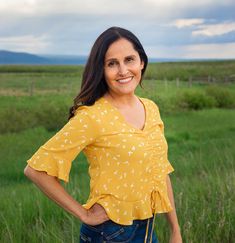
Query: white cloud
0 0 235 58
144 0 234 7
145 42 235 59
0 0 38 14
170 19 205 28
0 34 51 53
0 0 234 17
192 22 235 37
0 0 147 16
183 42 235 58
145 45 182 58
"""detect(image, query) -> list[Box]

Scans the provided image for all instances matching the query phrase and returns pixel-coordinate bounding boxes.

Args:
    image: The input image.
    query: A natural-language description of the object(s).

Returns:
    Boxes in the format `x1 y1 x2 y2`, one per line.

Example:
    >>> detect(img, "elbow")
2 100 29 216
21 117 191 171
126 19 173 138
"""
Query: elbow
24 165 30 177
24 165 55 183
24 165 38 181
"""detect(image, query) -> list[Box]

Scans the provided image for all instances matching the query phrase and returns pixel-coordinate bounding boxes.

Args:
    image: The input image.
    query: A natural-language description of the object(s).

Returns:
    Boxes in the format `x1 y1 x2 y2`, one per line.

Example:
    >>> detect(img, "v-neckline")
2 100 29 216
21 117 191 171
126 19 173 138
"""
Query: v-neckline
100 96 147 132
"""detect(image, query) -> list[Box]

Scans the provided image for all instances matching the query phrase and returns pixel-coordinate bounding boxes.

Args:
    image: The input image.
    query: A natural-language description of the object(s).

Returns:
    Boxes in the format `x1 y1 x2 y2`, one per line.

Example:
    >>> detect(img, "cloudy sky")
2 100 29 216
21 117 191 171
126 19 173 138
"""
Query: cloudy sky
1 0 235 59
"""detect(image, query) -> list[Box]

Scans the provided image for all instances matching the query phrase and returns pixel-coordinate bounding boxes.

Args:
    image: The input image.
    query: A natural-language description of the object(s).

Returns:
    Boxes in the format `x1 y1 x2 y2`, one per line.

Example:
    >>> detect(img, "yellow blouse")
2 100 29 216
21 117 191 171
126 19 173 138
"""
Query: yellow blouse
27 96 174 225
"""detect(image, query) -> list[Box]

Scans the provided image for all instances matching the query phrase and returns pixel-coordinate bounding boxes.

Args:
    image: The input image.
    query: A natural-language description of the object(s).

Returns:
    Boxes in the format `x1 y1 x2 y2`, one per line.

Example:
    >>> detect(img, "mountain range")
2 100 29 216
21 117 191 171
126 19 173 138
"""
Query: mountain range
0 50 232 65
0 50 87 65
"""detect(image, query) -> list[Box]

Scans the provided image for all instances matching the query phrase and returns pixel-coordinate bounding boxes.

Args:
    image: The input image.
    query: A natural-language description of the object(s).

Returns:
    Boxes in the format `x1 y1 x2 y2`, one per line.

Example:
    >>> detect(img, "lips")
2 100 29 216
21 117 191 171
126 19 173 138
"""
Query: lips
116 76 133 84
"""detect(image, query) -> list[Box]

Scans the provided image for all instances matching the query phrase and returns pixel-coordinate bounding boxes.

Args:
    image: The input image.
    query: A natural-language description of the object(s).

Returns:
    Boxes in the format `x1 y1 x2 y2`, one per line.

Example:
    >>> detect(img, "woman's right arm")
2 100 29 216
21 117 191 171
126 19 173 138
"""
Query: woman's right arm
24 165 109 225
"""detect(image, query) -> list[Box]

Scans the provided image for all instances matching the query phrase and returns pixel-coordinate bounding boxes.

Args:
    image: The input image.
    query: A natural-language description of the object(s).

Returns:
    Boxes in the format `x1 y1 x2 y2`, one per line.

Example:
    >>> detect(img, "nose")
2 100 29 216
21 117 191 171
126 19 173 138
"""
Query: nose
118 63 128 76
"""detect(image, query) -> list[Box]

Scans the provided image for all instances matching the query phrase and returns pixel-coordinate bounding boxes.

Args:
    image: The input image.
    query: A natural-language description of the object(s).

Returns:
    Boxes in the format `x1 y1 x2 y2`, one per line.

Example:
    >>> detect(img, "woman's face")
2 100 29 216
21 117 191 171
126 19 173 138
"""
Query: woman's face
104 38 144 97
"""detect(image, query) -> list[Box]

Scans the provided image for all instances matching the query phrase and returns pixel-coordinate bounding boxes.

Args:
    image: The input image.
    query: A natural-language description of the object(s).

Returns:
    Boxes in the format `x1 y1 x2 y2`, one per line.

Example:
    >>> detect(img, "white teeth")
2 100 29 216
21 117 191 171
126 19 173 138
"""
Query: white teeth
117 77 133 83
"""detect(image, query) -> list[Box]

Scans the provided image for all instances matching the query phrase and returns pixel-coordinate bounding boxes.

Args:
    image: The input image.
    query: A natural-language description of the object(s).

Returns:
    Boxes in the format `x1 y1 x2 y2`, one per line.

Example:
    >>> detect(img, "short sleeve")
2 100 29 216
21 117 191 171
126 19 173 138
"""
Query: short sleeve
152 101 174 175
27 107 98 182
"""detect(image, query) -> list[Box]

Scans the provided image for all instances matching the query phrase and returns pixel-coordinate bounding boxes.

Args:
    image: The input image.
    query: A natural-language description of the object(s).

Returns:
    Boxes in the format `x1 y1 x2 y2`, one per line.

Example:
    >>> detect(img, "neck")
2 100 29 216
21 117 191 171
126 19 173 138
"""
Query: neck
103 92 138 108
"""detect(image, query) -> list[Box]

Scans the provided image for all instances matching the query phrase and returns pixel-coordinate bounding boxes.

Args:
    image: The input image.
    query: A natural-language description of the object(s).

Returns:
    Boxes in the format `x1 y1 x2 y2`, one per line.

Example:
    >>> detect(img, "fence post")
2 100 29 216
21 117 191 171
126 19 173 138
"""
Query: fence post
208 76 211 83
164 77 168 91
188 76 192 87
29 80 34 96
176 77 180 88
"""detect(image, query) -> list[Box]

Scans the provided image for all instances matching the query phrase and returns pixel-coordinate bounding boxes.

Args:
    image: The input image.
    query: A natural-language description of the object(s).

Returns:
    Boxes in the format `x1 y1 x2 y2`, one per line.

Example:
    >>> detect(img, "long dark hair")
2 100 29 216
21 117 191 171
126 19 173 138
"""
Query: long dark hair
68 26 148 120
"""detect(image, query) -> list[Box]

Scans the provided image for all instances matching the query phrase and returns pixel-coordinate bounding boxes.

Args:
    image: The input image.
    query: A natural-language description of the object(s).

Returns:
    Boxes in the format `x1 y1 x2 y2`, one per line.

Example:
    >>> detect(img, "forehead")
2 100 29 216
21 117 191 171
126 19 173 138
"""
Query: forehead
105 38 138 60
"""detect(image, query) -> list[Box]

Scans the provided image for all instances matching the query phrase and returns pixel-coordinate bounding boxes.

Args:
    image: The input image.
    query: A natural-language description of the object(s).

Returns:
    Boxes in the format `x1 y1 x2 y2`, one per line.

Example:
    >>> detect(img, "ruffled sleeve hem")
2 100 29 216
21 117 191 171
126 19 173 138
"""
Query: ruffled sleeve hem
27 149 70 183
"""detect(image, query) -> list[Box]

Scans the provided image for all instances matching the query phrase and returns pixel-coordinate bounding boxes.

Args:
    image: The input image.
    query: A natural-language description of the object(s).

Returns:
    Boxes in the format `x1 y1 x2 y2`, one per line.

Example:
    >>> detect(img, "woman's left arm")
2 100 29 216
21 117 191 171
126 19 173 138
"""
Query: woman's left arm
165 174 183 243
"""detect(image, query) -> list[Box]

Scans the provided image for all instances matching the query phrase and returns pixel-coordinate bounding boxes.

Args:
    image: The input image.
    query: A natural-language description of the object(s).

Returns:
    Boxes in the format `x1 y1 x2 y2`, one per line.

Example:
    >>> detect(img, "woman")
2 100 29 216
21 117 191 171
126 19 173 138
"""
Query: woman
24 27 182 243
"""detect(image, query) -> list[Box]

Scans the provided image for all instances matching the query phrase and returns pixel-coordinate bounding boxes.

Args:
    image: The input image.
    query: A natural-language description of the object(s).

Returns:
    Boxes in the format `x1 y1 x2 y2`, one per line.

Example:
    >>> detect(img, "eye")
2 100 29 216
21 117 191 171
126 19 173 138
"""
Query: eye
107 60 118 67
126 56 134 63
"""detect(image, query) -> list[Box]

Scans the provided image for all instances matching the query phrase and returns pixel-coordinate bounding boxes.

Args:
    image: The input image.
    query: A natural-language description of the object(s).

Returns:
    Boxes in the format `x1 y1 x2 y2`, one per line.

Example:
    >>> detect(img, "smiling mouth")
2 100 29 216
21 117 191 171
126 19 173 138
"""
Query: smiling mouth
116 76 133 84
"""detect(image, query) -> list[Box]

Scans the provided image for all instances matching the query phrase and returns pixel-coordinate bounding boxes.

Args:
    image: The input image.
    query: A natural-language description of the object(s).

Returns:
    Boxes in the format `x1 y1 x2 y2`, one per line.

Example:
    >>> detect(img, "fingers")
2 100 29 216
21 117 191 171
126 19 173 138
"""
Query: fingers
91 203 107 214
87 203 110 224
92 203 104 210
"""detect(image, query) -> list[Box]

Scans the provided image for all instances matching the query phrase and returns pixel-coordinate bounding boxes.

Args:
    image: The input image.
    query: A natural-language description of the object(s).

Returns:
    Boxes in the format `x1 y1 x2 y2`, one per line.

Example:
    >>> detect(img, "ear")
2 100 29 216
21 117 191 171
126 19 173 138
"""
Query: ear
140 60 144 70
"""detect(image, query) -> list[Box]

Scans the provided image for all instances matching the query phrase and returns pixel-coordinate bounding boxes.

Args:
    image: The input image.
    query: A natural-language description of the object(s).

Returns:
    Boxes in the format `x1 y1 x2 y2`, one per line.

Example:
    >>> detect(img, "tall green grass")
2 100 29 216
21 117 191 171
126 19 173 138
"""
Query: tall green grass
0 63 235 242
0 109 234 242
145 61 235 81
0 81 234 134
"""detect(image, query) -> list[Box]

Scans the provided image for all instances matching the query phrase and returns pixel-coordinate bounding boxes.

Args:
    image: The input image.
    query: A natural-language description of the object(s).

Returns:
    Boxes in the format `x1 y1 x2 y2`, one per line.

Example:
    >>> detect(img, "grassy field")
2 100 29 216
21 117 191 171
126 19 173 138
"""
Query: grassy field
0 62 235 242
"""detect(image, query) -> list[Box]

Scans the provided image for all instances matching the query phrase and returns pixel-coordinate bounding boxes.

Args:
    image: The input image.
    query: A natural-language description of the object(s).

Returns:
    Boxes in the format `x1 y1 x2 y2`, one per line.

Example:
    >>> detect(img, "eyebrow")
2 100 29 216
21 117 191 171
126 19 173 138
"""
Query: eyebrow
105 55 137 63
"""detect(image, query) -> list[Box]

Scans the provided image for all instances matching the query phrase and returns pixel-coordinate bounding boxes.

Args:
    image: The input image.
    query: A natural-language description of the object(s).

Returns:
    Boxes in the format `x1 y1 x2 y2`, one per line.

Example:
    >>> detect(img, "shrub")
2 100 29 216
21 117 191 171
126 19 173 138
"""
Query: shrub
0 101 68 134
177 90 217 110
144 94 178 114
205 86 235 108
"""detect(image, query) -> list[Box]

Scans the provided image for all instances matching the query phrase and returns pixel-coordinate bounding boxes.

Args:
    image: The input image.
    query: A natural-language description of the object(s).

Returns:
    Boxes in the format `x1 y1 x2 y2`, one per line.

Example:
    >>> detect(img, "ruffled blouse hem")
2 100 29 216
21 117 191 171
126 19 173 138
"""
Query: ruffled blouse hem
82 194 173 225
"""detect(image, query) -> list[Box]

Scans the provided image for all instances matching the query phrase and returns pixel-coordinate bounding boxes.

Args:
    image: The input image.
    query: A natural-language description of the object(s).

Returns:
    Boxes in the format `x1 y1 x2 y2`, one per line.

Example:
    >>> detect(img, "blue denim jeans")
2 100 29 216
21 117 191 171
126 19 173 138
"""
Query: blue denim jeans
79 216 158 242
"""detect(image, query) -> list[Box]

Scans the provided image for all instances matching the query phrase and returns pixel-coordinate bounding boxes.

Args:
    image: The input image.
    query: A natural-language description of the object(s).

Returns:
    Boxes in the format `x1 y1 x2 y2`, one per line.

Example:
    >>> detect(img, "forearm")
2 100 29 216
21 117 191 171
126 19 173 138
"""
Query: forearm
165 174 181 232
24 165 87 222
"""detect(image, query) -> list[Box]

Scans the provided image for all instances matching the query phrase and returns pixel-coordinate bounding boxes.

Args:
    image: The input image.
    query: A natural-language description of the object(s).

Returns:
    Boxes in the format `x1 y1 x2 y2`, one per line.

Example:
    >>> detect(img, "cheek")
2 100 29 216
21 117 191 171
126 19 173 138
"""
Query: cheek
104 71 116 86
104 68 116 79
131 62 143 72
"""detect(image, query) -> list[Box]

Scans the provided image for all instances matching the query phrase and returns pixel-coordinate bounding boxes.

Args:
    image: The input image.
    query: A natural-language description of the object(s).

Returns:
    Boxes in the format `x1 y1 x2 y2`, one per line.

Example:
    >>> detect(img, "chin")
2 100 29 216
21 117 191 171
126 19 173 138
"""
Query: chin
117 89 137 96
